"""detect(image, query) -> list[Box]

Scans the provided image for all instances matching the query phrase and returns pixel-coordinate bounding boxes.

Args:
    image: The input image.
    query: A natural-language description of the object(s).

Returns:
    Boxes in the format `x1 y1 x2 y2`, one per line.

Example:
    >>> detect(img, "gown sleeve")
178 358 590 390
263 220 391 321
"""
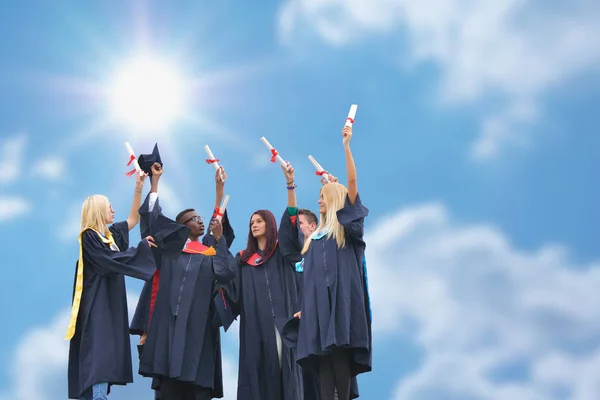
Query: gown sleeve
202 209 236 249
211 235 237 282
139 193 190 254
336 193 369 240
130 279 153 335
81 230 156 280
109 220 130 250
278 207 303 264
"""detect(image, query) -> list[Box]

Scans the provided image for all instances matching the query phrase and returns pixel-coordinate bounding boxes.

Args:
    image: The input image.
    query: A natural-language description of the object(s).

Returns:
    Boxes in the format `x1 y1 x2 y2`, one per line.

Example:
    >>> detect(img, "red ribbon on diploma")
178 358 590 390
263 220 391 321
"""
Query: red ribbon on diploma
270 149 279 163
346 117 354 125
315 170 328 177
125 169 136 177
206 158 220 164
127 154 135 166
212 207 224 219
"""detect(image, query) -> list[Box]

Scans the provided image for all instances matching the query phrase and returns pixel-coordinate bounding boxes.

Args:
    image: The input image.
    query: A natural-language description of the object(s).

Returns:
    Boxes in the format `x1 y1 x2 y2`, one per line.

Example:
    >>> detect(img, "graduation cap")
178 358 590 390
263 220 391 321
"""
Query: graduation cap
212 289 236 332
137 143 163 177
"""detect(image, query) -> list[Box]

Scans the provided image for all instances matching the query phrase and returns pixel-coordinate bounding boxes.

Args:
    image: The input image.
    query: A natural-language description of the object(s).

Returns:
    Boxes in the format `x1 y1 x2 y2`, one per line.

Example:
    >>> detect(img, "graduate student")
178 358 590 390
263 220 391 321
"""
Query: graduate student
278 170 360 400
295 126 372 400
130 159 236 346
223 191 303 400
136 161 238 400
66 172 158 400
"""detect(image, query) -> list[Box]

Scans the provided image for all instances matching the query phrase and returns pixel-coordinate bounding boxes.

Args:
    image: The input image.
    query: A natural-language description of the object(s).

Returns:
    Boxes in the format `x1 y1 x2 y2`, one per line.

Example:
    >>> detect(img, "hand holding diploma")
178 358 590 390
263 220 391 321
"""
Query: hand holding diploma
282 161 295 185
308 155 330 184
205 145 225 182
260 136 289 170
342 126 353 146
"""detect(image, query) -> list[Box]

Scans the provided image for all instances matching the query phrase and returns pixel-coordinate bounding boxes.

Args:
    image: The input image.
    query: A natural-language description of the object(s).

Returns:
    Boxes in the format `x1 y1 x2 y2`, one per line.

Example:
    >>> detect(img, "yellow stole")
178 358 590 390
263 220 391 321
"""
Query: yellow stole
65 229 120 340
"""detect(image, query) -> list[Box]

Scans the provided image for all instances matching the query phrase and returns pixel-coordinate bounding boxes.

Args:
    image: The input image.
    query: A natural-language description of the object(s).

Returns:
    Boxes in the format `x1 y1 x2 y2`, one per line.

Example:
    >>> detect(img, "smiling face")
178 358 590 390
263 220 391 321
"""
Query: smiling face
250 213 267 238
180 210 205 237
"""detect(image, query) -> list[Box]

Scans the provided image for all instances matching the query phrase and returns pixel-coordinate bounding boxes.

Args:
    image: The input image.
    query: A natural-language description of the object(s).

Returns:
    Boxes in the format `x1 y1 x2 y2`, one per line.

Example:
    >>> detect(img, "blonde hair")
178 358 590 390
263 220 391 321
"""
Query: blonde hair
301 183 347 255
80 195 111 236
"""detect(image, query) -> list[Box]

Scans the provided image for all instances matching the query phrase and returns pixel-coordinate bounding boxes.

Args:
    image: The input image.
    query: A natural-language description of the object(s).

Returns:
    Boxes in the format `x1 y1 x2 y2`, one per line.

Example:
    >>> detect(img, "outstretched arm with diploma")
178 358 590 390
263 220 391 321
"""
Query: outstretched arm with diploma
214 166 227 210
282 161 297 209
342 126 358 204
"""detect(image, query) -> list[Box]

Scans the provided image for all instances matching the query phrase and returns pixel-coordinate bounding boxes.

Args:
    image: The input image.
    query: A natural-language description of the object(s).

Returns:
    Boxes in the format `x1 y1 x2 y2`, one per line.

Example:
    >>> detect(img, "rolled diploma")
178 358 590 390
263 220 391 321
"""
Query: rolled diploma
217 195 230 222
308 155 330 183
260 137 288 169
344 104 358 127
204 145 225 182
124 142 143 176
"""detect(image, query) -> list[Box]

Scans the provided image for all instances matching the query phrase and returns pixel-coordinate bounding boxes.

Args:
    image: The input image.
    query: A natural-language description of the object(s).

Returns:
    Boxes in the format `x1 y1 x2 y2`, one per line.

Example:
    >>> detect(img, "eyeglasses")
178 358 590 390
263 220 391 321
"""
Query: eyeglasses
183 215 204 224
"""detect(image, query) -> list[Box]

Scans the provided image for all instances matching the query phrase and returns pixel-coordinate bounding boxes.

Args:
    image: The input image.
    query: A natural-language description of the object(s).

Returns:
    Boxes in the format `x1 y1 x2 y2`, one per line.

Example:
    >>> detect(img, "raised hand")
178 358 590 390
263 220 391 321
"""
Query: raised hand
216 166 227 185
135 171 148 187
209 218 223 240
282 161 295 184
321 174 339 185
151 162 163 179
342 126 353 146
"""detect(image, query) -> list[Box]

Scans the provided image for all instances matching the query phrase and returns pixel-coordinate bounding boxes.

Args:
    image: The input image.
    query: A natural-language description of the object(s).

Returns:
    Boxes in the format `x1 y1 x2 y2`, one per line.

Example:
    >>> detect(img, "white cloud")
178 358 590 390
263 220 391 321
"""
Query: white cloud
59 202 82 241
155 179 183 218
0 134 27 185
364 203 600 399
0 196 31 222
277 0 600 159
32 157 66 181
0 289 240 400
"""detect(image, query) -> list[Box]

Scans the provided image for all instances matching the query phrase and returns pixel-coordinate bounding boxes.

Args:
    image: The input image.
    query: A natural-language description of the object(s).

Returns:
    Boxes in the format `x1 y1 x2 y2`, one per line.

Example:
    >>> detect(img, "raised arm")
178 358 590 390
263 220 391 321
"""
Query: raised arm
282 161 297 208
342 126 358 204
214 166 226 209
203 166 236 248
127 172 148 230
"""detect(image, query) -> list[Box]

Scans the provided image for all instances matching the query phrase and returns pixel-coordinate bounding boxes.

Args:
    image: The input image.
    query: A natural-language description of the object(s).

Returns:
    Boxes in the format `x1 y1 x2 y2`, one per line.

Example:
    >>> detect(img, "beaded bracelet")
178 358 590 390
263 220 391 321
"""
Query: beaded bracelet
287 184 297 190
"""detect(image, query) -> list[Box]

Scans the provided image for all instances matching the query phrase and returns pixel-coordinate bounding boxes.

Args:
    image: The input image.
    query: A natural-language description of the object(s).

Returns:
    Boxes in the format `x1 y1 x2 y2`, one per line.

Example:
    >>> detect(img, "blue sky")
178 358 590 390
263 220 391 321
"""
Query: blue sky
1 1 600 399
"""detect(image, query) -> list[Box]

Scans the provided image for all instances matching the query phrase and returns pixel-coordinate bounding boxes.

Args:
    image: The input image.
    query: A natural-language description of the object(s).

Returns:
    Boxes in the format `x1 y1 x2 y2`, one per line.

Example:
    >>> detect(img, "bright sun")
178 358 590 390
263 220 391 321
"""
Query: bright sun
107 54 188 132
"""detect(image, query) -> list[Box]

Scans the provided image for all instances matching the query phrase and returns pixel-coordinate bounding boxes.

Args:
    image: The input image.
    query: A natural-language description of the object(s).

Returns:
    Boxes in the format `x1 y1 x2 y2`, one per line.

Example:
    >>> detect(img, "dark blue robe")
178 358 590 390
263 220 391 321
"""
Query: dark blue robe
136 195 237 398
225 209 302 400
130 201 236 338
278 208 361 399
296 194 372 379
67 221 156 399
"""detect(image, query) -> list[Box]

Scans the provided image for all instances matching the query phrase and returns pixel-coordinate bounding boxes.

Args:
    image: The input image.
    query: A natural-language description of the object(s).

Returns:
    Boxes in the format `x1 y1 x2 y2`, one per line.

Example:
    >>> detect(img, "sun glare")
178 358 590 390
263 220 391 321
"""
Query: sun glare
107 55 188 132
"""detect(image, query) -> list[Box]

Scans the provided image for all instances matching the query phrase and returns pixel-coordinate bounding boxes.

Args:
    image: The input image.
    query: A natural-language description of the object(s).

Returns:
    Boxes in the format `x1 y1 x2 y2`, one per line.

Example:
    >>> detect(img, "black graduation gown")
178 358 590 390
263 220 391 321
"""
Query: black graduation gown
296 194 372 378
225 210 302 400
278 209 361 399
129 198 236 338
67 221 157 399
137 196 237 398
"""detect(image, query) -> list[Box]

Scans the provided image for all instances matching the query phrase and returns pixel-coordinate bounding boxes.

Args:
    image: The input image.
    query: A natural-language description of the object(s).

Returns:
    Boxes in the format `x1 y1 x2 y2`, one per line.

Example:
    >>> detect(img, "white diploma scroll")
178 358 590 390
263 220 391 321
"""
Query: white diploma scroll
260 136 288 169
124 141 143 176
217 195 230 222
308 155 330 183
204 144 225 182
344 104 358 127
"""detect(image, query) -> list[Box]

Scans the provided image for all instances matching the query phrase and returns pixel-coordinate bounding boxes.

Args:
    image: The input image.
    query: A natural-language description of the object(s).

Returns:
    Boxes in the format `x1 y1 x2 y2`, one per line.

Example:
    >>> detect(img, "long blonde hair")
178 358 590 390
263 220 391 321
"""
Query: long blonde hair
301 183 348 255
80 195 111 236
